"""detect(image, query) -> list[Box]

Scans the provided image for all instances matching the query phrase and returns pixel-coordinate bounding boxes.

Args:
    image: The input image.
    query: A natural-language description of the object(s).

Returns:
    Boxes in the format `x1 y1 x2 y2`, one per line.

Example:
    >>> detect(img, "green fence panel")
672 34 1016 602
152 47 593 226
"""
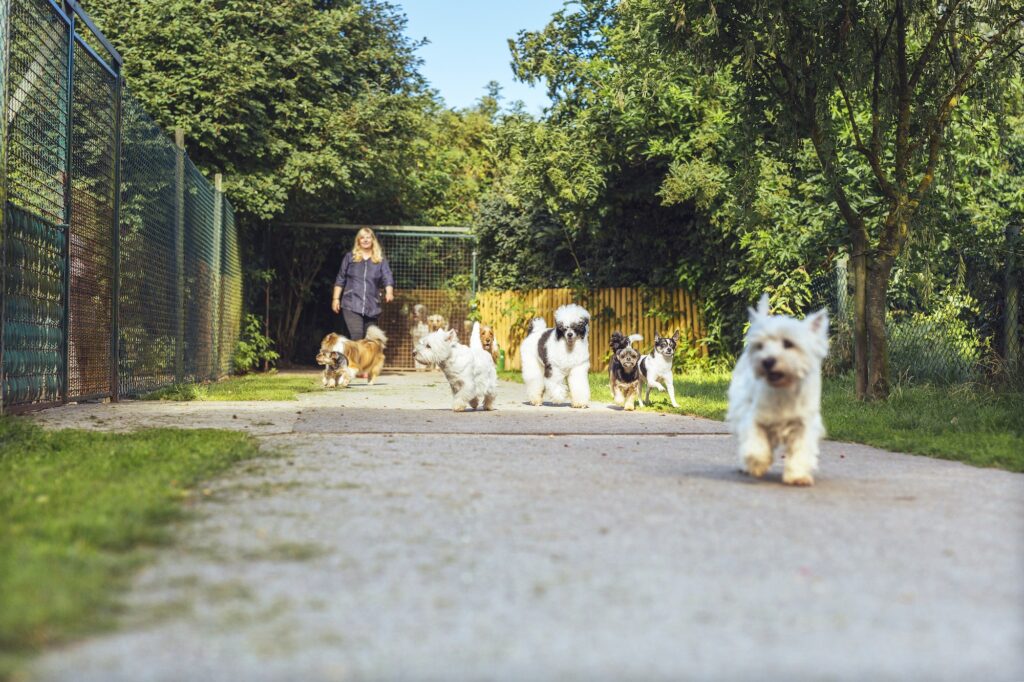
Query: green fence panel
3 205 65 405
183 159 216 383
68 36 117 401
218 200 242 376
117 88 179 396
2 0 69 410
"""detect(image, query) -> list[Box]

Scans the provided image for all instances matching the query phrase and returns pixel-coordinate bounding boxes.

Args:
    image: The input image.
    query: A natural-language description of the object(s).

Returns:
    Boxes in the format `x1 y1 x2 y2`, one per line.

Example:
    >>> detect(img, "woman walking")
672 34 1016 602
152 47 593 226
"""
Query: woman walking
331 227 395 340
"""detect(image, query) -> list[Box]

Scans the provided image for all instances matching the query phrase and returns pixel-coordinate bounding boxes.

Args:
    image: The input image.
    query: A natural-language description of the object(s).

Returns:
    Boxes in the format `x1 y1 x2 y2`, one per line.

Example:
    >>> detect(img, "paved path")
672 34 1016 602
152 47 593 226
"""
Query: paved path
27 371 1024 681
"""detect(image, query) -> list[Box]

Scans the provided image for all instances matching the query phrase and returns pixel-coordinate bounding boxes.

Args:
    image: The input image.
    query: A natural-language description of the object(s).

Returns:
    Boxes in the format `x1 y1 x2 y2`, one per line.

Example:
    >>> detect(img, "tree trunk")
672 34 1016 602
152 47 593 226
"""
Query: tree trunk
865 255 895 400
852 249 868 399
1004 223 1020 373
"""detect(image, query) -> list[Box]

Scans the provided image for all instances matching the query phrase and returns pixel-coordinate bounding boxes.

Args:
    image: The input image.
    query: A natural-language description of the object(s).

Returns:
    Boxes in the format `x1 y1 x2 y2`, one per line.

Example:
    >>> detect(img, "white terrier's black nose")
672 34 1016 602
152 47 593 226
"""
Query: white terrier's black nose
762 357 776 371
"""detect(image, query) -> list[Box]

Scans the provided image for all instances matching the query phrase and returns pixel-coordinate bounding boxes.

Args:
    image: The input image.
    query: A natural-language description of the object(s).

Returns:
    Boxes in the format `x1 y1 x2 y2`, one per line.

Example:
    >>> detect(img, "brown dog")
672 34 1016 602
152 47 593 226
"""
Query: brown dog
318 325 388 385
478 324 500 364
427 314 447 333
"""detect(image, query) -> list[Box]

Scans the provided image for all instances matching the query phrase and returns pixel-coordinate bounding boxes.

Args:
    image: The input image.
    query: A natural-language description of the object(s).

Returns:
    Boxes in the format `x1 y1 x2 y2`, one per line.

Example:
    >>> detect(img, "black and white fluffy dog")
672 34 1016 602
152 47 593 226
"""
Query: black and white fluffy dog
638 330 681 407
520 303 591 408
609 331 643 410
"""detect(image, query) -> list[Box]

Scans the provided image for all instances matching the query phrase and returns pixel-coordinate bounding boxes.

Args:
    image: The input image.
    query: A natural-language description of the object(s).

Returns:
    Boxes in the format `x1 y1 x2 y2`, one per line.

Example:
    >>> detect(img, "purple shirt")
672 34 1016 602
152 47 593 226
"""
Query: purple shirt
334 252 395 318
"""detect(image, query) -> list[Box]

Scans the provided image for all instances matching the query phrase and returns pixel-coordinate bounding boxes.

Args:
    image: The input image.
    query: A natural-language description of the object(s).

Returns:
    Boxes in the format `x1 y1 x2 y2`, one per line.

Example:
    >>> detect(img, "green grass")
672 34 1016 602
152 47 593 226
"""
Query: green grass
0 418 263 677
821 376 1024 471
502 369 1023 472
142 371 320 401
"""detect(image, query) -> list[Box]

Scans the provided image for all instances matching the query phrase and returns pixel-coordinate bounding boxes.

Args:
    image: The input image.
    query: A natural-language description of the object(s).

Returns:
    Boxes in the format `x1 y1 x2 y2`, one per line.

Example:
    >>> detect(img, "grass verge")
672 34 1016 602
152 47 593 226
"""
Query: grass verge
501 369 1022 472
142 371 320 401
0 417 263 678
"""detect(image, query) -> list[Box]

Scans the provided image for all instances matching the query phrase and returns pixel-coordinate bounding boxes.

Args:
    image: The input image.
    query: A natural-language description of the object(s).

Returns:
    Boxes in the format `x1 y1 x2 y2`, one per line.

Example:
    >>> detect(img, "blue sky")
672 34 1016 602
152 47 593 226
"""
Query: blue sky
397 0 568 115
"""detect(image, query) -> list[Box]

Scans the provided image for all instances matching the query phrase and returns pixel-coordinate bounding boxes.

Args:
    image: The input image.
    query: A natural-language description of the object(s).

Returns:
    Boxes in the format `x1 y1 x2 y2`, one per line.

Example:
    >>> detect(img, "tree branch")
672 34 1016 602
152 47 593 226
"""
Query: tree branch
909 0 966 90
809 119 869 248
908 15 1024 164
894 0 911 190
837 73 897 199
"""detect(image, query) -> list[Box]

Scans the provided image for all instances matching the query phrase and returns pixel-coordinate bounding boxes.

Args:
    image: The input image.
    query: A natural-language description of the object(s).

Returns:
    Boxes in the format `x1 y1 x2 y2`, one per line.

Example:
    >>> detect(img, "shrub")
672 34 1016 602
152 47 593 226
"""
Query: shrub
232 314 279 374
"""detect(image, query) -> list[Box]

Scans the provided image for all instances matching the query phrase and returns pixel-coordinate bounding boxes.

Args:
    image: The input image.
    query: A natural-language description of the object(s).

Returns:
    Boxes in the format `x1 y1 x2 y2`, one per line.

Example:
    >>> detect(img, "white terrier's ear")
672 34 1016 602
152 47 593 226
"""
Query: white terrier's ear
749 293 770 321
446 329 459 343
806 308 829 338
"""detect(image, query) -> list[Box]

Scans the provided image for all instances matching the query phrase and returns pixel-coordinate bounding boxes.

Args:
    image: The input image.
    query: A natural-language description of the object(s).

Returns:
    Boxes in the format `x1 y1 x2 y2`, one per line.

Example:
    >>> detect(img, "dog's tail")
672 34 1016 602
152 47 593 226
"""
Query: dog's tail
470 321 483 351
628 333 643 345
365 325 388 348
528 317 547 334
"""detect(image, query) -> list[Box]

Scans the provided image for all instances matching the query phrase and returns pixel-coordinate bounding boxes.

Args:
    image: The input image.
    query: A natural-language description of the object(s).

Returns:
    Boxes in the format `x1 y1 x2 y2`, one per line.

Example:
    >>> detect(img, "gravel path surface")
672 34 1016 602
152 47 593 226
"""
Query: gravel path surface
27 371 1024 681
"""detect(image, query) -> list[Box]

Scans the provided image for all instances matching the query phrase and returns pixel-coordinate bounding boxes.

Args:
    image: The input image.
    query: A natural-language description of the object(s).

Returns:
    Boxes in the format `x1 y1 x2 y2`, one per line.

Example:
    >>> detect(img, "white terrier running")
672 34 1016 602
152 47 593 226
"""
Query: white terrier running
413 323 498 412
727 294 829 486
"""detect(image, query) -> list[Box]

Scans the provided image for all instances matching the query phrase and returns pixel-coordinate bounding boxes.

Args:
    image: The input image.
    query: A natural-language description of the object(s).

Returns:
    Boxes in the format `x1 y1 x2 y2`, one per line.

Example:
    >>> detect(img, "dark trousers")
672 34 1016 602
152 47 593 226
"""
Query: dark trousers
341 308 378 341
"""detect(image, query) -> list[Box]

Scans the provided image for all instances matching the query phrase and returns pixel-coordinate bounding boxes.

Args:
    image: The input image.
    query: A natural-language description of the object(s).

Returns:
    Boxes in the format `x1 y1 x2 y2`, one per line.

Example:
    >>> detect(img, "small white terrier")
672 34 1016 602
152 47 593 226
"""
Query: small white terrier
413 324 498 412
727 294 829 486
520 303 591 408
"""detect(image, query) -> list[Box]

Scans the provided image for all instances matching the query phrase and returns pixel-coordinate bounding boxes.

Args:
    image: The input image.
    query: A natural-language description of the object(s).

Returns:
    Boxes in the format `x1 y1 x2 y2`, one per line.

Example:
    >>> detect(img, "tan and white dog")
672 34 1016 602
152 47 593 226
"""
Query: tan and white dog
478 323 500 364
318 326 388 386
427 314 447 333
410 304 430 371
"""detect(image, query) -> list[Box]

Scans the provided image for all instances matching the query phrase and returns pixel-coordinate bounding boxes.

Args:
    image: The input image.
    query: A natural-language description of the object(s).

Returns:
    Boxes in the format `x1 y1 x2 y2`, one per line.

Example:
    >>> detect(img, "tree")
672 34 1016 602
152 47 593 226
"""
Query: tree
86 0 430 221
642 0 1024 399
497 0 840 351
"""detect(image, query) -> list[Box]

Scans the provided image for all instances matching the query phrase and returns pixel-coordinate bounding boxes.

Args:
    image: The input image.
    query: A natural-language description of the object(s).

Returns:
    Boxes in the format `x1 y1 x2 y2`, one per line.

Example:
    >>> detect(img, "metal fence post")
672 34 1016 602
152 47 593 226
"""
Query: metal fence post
0 0 10 414
212 172 223 380
62 10 75 404
110 69 123 401
471 247 478 298
174 127 185 384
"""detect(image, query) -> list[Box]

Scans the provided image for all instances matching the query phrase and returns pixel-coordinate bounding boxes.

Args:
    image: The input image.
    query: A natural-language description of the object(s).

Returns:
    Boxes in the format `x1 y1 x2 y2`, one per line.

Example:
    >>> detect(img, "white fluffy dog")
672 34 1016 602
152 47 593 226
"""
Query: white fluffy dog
413 323 498 412
520 303 591 408
727 294 829 486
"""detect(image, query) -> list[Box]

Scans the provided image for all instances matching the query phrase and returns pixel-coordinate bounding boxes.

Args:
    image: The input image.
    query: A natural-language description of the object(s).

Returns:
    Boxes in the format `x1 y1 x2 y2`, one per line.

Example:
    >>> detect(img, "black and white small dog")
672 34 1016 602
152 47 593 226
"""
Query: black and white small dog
609 331 643 410
638 330 681 407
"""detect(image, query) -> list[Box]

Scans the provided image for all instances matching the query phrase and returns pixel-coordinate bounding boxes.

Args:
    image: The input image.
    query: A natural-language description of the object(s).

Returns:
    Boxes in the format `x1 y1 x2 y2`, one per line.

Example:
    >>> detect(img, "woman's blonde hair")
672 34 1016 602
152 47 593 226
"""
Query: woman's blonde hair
351 227 383 263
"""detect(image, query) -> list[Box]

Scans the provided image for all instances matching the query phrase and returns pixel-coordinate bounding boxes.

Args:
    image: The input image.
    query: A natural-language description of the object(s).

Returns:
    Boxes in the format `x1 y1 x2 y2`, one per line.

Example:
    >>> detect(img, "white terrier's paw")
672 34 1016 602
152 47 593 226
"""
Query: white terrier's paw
783 471 814 486
571 401 589 409
649 380 665 391
452 401 468 412
530 397 544 406
743 453 772 478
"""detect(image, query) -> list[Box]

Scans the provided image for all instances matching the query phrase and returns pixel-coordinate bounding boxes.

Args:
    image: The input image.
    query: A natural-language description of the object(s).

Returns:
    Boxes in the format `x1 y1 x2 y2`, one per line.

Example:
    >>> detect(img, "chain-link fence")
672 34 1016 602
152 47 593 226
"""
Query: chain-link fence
805 247 1024 386
0 0 243 412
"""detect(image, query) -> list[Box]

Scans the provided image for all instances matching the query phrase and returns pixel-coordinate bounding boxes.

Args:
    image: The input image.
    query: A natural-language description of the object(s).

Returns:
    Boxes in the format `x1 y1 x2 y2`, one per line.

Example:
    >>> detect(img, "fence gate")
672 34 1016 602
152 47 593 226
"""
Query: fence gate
289 223 476 370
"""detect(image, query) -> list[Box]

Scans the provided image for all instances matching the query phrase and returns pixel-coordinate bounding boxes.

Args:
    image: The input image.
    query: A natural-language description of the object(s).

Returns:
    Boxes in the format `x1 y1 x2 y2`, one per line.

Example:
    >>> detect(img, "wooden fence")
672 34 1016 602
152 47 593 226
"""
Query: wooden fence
475 288 706 371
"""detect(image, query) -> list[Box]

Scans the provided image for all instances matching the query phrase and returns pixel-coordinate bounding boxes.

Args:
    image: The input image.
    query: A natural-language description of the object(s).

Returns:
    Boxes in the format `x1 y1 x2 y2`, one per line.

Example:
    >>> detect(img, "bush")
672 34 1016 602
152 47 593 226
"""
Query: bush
232 314 279 374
